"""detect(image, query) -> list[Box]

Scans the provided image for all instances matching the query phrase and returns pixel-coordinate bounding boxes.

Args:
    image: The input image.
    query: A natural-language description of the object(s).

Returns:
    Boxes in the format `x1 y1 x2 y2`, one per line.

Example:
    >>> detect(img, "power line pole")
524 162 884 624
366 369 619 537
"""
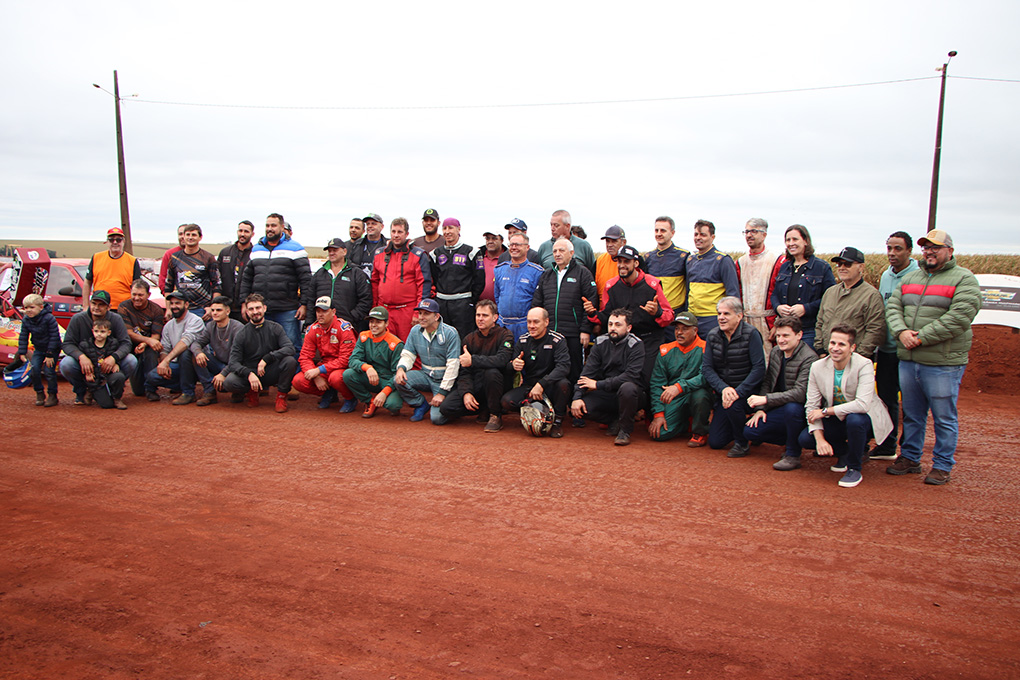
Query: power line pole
927 51 957 232
112 70 133 254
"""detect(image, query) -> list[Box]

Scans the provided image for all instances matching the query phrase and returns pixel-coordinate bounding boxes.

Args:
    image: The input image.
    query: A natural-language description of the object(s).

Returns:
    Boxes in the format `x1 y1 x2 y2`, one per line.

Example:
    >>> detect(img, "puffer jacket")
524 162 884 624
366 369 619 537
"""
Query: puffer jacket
760 341 819 411
531 258 597 337
238 234 313 313
310 260 372 325
18 302 61 358
886 257 981 366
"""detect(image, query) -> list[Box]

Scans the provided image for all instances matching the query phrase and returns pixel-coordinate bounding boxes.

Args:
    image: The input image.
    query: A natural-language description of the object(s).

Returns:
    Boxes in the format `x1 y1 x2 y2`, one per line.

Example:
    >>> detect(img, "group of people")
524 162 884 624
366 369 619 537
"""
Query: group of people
16 209 982 488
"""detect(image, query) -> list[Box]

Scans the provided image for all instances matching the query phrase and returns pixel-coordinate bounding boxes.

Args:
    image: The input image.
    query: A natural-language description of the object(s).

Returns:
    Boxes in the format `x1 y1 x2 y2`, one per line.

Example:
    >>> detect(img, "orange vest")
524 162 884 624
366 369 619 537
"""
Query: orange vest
91 251 137 310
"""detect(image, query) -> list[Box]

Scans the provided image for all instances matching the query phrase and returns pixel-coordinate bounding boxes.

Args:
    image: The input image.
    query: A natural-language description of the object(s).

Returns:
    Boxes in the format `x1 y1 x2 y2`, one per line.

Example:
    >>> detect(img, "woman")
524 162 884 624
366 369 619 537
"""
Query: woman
769 224 836 350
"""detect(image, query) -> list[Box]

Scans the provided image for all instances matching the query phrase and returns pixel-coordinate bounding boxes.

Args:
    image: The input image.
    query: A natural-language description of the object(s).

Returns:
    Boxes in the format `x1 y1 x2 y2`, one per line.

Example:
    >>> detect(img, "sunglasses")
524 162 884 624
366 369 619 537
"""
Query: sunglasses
109 237 125 243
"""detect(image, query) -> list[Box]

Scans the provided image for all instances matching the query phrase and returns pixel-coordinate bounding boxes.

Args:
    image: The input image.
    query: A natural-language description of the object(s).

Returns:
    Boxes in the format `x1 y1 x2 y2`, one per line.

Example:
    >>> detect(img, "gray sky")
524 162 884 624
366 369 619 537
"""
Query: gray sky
2 1 1018 255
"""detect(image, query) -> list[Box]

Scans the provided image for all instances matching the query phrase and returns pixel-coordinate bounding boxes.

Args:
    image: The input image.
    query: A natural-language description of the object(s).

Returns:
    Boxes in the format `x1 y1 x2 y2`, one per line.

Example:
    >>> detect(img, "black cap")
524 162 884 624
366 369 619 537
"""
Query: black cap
324 237 347 250
422 208 440 220
165 290 186 301
601 225 626 240
616 245 640 261
831 247 865 264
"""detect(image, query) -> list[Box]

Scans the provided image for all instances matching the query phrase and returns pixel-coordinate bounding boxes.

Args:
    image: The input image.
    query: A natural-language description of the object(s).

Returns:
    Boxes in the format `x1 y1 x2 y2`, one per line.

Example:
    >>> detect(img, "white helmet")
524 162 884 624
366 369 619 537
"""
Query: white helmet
520 395 555 437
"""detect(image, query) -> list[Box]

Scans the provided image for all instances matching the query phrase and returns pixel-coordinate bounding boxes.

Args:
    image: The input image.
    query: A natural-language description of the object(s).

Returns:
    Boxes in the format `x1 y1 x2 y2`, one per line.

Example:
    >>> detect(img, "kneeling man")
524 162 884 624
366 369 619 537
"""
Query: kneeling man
223 294 298 413
394 299 461 424
293 296 357 410
648 312 712 445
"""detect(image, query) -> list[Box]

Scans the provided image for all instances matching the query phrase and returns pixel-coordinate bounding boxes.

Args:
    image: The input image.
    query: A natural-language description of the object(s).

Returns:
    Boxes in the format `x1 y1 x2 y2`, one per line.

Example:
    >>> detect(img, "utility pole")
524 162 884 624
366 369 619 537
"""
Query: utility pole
95 71 134 254
927 51 957 232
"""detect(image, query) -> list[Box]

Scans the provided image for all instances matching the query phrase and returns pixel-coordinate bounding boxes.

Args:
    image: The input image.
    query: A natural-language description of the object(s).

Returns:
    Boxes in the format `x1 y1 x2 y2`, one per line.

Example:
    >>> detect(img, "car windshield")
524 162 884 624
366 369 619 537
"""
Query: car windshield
45 265 77 297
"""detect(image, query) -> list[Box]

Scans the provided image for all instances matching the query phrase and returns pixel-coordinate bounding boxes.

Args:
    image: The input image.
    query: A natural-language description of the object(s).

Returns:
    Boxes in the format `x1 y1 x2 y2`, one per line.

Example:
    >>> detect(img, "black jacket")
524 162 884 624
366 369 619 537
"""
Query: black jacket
431 242 481 300
217 242 253 310
455 325 515 397
62 310 131 362
531 259 598 337
572 332 644 400
226 320 296 377
512 330 570 391
703 321 766 398
310 260 372 326
759 341 819 411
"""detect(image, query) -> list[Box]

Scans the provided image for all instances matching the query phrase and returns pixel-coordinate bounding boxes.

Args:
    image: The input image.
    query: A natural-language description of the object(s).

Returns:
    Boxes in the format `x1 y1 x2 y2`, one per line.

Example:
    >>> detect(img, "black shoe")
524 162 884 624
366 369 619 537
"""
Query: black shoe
549 423 564 438
727 442 750 458
868 445 898 461
614 431 631 446
606 420 620 437
572 417 586 429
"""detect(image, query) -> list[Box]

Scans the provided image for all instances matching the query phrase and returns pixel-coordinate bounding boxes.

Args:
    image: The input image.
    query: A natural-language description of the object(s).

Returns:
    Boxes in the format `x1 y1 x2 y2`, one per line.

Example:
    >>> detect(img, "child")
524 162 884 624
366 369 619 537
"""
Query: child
17 294 61 407
76 318 128 409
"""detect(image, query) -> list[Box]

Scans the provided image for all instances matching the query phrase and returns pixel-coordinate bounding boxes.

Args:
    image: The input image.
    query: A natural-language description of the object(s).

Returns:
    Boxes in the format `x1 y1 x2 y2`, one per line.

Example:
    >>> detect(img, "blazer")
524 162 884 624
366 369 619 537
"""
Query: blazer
804 352 893 444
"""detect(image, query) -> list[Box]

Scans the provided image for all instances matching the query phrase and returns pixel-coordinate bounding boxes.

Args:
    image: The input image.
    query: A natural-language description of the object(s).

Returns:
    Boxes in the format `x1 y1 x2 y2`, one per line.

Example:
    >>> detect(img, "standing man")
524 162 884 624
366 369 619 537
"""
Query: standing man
342 307 405 418
143 291 207 405
393 299 461 424
595 225 628 301
570 308 645 446
413 208 444 254
648 312 712 446
119 278 165 397
737 218 783 356
158 224 186 293
60 290 138 407
537 210 596 274
349 213 387 277
702 297 766 458
311 237 372 328
493 232 545 340
870 231 919 460
222 294 299 413
643 216 690 335
430 217 480 340
499 218 542 265
814 246 886 358
474 230 506 303
83 227 141 311
164 223 221 320
687 219 740 339
238 212 313 351
371 217 433 342
217 220 254 321
349 217 365 242
500 307 572 439
292 296 358 411
885 229 980 485
190 295 244 405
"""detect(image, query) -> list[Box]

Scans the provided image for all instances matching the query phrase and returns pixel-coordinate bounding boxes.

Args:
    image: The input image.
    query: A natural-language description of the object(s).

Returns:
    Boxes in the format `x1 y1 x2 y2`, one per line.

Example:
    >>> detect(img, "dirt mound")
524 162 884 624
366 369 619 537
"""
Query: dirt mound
963 324 1019 394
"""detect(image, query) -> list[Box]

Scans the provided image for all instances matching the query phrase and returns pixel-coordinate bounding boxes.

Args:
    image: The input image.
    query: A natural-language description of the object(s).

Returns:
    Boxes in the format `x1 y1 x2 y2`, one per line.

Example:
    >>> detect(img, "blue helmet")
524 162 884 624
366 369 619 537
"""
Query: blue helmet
3 361 32 389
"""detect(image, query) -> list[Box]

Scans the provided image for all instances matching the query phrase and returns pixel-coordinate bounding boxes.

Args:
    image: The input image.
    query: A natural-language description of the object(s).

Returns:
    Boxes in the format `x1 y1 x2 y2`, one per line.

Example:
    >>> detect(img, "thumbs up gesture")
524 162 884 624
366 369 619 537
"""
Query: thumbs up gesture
511 351 525 372
460 344 473 367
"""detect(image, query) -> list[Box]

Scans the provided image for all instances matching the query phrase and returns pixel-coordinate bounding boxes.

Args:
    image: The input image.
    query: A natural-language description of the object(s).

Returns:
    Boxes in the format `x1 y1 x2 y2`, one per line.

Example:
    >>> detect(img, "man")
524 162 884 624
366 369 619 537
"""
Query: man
349 213 387 277
348 217 365 242
342 306 405 418
371 217 433 342
474 230 506 303
59 290 137 408
158 224 186 293
393 299 461 424
702 297 766 457
643 217 690 334
493 232 545 340
164 223 221 320
814 246 886 358
310 238 372 328
800 325 893 488
570 308 644 446
648 312 712 446
595 225 628 300
737 218 783 356
143 291 208 405
439 299 514 431
687 219 740 339
596 245 674 387
499 218 542 265
744 316 820 470
413 208 444 254
537 210 596 274
532 237 597 385
217 220 255 320
190 295 244 405
222 294 299 413
886 229 981 485
500 307 572 438
238 212 313 351
430 217 480 340
292 296 357 410
119 278 165 397
83 227 141 311
869 231 919 461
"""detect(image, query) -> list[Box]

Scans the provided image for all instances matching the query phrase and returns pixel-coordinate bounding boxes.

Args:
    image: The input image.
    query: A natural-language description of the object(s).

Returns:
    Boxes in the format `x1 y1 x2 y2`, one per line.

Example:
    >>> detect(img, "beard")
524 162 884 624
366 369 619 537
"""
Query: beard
170 307 187 319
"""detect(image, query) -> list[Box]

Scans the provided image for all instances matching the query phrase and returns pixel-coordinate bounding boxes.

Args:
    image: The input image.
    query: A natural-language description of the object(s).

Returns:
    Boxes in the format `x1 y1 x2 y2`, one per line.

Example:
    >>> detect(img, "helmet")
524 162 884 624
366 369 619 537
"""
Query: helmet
520 395 555 437
3 359 31 389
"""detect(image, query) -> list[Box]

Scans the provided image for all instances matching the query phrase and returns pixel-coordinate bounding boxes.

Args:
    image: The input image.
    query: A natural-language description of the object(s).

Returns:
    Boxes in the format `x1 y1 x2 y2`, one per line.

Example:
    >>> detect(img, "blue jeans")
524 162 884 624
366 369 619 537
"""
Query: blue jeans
60 354 138 399
266 310 303 354
744 401 807 457
192 355 227 392
899 361 965 472
395 370 448 424
30 352 58 394
144 357 185 394
798 412 871 471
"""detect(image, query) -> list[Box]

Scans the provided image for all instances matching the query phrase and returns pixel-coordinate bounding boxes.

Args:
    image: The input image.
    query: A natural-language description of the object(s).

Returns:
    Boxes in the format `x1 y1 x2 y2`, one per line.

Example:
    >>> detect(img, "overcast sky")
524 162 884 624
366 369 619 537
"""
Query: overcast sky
2 1 1018 256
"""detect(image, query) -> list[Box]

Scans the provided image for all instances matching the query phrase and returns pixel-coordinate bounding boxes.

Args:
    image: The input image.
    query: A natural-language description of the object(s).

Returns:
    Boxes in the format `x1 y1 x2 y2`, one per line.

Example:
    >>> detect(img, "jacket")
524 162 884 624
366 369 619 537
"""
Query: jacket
348 330 404 391
814 279 887 358
310 260 372 326
702 321 766 398
686 246 740 319
886 257 981 366
217 242 253 311
226 320 296 377
878 259 920 353
494 260 545 323
398 321 461 396
650 337 706 416
348 237 387 277
597 271 674 340
532 258 598 337
431 242 481 300
770 256 836 333
643 243 690 311
239 234 313 313
18 303 61 359
572 332 644 400
371 242 433 307
62 310 131 362
805 352 893 444
758 341 819 411
299 316 356 374
455 325 515 398
512 330 570 391
536 235 596 275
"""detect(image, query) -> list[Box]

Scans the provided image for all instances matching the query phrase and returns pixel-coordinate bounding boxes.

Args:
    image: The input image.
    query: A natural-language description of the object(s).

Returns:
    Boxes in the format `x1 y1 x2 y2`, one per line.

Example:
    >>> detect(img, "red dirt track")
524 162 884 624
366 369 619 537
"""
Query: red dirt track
2 327 1019 679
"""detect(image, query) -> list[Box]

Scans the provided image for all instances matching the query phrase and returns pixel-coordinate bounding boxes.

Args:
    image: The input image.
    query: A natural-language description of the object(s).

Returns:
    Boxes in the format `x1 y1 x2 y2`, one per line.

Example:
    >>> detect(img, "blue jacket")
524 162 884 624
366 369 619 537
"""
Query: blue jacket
769 256 836 334
494 260 545 324
18 303 61 359
239 234 313 313
398 321 461 395
877 259 919 353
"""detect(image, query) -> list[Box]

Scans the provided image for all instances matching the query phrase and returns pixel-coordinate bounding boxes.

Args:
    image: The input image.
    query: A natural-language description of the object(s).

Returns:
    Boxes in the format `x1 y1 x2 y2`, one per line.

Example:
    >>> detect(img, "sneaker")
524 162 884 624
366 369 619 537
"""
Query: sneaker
549 423 564 439
35 392 45 406
572 417 586 429
230 392 244 403
868 445 898 461
113 398 128 410
475 413 489 424
338 398 357 413
484 415 503 433
606 420 620 437
362 402 378 419
73 396 86 406
318 389 338 409
146 391 161 402
830 462 848 473
687 434 707 448
410 402 430 422
286 389 300 401
44 394 58 408
773 456 802 471
886 456 922 475
275 393 288 413
246 390 259 408
727 442 750 458
388 407 402 417
838 470 863 488
614 431 631 447
83 392 94 406
196 392 218 406
172 393 195 405
924 468 951 485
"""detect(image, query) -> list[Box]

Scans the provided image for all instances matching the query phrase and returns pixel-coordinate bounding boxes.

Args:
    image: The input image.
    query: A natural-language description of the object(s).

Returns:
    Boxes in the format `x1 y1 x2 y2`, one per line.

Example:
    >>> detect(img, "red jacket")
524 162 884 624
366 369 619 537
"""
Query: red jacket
371 242 433 307
299 316 356 373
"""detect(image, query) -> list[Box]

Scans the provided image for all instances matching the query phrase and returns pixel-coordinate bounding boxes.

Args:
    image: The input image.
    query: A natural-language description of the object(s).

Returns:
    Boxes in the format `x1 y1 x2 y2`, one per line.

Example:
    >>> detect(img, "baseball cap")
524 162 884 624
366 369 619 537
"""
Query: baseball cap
323 237 347 250
107 227 125 239
368 306 389 321
90 290 112 304
918 229 954 248
314 296 332 310
616 245 640 261
422 208 440 221
363 213 383 224
504 218 528 232
482 230 501 238
601 225 626 240
673 311 697 327
415 298 440 314
831 247 865 264
164 290 186 301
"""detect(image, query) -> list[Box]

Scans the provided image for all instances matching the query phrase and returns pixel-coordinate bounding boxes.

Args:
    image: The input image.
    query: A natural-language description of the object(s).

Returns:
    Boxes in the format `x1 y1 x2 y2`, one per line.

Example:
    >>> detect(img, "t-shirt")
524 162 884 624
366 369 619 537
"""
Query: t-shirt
832 368 847 405
194 318 244 365
119 300 165 340
165 248 221 309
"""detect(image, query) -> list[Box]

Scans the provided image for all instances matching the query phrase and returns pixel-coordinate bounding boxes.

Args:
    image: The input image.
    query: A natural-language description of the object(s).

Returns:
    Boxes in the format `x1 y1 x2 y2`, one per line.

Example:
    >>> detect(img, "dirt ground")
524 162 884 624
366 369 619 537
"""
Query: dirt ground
2 326 1019 679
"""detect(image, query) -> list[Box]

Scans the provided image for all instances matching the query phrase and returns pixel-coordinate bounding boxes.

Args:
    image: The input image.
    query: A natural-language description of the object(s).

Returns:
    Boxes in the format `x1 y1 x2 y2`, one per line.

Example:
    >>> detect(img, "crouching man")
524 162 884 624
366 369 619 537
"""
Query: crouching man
500 307 572 438
648 312 712 445
342 306 405 418
292 296 357 411
222 294 298 413
394 299 461 424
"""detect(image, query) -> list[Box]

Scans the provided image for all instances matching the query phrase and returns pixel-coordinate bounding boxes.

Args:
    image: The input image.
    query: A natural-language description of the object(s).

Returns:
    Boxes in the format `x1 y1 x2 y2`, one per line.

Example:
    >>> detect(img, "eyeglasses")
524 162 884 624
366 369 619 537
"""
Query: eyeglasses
742 229 765 235
834 261 857 268
109 237 124 243
921 245 945 252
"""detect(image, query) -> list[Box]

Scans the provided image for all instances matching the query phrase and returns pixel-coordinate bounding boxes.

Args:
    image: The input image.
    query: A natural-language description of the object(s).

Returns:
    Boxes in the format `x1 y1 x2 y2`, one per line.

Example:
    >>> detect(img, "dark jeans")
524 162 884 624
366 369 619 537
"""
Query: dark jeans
30 352 58 395
708 397 752 449
440 368 508 420
874 350 900 451
501 379 571 422
130 346 160 397
223 356 298 394
192 356 227 392
744 401 807 457
576 382 642 434
798 412 871 471
437 298 475 342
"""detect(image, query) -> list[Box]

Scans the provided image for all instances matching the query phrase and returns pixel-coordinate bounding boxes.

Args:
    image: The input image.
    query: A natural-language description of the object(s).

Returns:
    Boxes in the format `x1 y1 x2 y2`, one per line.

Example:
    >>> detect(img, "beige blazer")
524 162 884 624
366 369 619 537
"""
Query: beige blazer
805 353 893 444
